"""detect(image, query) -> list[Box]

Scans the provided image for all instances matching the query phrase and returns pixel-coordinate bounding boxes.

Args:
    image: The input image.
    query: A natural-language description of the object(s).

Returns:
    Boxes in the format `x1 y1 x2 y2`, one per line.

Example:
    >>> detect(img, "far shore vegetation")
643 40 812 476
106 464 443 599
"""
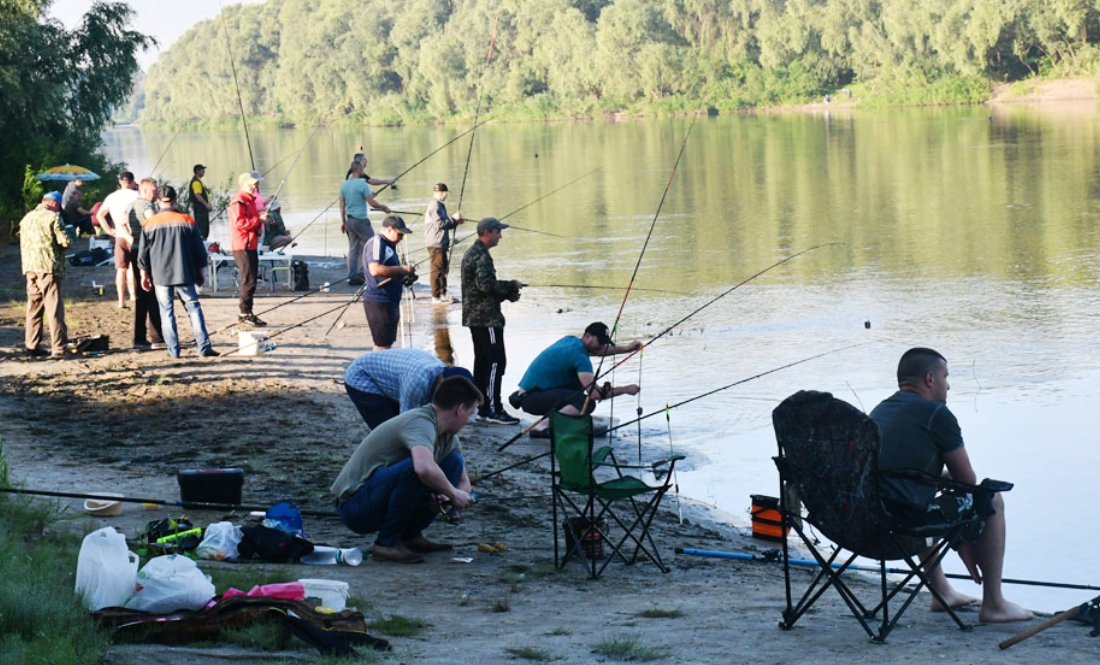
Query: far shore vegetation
6 0 1100 230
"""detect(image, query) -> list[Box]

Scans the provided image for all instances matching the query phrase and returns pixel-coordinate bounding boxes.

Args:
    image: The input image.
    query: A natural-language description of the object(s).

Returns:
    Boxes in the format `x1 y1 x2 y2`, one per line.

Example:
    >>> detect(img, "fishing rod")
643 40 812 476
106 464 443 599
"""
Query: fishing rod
523 284 685 295
287 123 489 246
452 15 500 260
499 167 602 224
219 3 255 171
600 342 870 436
324 284 367 338
268 125 322 204
495 242 840 452
149 128 182 177
0 486 337 518
216 294 362 357
206 276 352 337
675 547 1100 592
583 119 696 418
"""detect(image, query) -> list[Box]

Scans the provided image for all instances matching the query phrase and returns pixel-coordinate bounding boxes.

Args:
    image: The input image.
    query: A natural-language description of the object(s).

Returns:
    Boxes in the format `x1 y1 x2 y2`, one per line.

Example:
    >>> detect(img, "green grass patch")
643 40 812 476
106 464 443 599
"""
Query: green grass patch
203 564 295 596
591 637 668 662
633 608 684 619
505 645 558 661
365 614 430 637
0 442 111 663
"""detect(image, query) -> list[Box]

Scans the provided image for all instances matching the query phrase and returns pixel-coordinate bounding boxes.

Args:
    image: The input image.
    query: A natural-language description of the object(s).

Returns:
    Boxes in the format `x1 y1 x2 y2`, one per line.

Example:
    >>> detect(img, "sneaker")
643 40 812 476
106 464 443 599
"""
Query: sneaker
150 341 168 350
529 427 552 439
240 314 267 327
201 349 220 357
484 409 520 425
24 348 49 357
132 342 152 350
400 535 453 553
370 542 425 564
347 275 366 286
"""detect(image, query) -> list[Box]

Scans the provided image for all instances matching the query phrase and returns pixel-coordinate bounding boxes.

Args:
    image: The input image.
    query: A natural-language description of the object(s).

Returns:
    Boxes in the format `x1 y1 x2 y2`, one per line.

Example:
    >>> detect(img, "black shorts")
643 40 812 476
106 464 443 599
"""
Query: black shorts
363 301 400 348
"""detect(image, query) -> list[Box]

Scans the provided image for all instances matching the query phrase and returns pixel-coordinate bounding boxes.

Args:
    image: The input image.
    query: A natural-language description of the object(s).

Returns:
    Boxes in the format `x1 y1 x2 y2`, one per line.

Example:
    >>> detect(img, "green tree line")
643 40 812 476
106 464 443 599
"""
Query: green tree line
142 0 1100 128
0 0 151 227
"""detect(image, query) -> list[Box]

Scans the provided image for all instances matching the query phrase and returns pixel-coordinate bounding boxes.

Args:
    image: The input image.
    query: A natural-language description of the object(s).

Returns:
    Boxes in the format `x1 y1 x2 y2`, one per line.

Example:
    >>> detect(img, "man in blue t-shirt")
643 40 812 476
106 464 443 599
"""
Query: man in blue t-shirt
871 347 1031 623
511 322 642 436
340 160 391 284
362 216 414 350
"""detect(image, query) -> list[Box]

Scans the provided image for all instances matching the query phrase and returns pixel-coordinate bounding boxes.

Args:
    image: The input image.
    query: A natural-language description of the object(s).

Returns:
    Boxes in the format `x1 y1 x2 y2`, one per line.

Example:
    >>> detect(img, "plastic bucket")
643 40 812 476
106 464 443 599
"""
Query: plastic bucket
298 578 349 612
563 517 607 559
750 494 790 542
238 331 269 356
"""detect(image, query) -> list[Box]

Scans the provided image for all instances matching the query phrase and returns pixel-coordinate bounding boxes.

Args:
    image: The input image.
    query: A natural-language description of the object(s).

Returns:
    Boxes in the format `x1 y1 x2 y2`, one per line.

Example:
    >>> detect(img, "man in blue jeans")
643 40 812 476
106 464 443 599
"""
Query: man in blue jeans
137 185 218 359
331 376 481 563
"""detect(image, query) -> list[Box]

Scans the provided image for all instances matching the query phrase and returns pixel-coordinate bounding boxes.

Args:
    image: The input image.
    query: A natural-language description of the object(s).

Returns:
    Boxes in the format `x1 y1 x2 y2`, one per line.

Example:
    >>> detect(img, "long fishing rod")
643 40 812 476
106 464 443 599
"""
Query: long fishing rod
523 284 685 295
268 125 322 203
324 284 368 338
495 242 839 452
219 3 255 171
583 119 696 419
496 339 866 453
149 128 182 177
453 16 500 244
287 123 490 246
207 276 353 337
219 290 367 356
499 167 602 223
675 547 1100 592
0 486 337 518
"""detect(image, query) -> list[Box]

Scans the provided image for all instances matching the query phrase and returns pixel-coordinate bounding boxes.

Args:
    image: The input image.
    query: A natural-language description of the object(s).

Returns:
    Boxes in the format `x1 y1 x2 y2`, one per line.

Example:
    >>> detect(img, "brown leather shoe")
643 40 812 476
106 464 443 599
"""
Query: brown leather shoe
401 535 454 554
370 542 425 563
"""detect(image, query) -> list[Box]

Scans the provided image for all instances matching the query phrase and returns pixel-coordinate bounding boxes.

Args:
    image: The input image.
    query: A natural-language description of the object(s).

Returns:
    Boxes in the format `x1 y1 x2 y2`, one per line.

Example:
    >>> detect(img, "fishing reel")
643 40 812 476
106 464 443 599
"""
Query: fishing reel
403 268 418 288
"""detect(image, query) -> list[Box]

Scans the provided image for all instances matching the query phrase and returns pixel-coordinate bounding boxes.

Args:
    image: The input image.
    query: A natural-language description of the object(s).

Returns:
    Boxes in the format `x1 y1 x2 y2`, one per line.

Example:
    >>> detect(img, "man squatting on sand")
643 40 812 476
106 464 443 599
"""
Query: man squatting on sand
331 375 481 564
511 322 643 437
344 348 474 430
870 347 1032 623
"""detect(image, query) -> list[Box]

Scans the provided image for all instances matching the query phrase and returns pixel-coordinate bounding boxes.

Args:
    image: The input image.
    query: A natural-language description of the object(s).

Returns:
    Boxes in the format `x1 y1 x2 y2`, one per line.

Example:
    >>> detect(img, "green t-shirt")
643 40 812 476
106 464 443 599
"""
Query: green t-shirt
330 406 460 502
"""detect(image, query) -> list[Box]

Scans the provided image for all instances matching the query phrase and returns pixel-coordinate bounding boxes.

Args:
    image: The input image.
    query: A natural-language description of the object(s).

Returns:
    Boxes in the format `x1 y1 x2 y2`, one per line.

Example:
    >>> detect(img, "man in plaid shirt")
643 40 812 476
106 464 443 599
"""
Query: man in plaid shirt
344 348 473 429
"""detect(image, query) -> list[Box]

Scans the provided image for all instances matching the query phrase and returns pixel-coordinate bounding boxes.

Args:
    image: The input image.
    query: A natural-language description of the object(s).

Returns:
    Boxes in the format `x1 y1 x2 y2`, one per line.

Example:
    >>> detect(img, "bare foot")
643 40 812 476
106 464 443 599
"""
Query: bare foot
979 599 1034 623
931 590 979 612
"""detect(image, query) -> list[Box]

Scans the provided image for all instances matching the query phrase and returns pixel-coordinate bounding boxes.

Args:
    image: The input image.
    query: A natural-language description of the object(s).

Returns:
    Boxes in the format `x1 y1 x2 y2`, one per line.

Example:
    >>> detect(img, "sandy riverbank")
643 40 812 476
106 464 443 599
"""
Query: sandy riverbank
1 243 1097 663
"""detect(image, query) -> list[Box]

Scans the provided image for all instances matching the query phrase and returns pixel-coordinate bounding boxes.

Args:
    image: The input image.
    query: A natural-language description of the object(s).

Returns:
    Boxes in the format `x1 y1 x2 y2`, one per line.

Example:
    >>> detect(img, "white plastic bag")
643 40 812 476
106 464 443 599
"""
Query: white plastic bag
124 554 215 613
196 522 243 561
74 526 139 610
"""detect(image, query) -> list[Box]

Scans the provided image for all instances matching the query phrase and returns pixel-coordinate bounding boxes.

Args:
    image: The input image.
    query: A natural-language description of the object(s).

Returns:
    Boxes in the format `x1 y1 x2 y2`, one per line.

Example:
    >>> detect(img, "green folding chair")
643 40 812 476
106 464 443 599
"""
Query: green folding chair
549 411 684 579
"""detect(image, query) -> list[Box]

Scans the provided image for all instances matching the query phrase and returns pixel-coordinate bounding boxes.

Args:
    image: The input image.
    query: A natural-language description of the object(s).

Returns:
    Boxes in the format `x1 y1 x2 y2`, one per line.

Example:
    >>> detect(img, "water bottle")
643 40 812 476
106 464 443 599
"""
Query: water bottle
301 546 362 566
337 547 363 566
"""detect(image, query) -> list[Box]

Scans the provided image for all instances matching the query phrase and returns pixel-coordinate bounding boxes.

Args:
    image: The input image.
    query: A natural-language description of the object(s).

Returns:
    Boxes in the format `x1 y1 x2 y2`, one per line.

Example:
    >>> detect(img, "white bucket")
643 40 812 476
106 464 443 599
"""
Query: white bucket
298 578 349 611
238 331 269 356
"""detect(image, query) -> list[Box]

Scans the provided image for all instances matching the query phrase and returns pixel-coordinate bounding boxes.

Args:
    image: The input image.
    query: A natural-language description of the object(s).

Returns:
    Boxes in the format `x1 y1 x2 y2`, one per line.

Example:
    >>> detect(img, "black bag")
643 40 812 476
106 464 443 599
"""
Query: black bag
292 260 310 291
238 525 314 562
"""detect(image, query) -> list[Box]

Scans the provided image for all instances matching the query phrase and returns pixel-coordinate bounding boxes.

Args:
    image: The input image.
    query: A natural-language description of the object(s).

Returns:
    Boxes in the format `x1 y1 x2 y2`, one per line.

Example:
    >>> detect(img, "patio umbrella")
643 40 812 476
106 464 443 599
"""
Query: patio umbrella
35 164 101 182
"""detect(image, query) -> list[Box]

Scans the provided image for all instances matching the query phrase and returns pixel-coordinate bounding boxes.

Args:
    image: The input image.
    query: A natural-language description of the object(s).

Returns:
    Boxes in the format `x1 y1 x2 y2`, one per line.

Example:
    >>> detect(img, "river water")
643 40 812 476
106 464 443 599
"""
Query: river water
105 107 1100 612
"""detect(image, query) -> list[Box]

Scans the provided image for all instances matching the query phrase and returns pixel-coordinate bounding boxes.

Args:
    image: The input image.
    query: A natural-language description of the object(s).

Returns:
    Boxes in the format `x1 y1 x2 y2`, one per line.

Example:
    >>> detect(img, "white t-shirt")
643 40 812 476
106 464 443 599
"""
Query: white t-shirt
102 188 140 237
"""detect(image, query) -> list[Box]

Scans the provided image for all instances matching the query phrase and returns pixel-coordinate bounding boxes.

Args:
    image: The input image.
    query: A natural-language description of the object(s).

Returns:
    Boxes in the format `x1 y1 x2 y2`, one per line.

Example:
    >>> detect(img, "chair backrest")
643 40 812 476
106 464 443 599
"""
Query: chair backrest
773 390 907 558
550 411 596 491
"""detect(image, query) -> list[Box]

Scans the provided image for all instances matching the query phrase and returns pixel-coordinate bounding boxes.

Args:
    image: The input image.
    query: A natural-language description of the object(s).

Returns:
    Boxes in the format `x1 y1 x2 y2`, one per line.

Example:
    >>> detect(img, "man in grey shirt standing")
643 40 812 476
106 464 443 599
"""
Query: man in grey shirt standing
423 182 464 304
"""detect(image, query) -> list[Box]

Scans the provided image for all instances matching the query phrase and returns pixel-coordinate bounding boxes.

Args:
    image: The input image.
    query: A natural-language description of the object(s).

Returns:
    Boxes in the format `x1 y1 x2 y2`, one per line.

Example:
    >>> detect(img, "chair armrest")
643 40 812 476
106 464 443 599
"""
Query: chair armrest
877 468 1013 495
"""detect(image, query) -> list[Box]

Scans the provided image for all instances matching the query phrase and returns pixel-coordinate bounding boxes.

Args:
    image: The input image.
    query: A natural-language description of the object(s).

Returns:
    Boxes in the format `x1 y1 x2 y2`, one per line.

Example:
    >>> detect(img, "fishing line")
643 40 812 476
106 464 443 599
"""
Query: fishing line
218 290 367 356
586 118 696 416
495 244 844 452
268 125 322 204
219 2 255 171
324 284 367 338
207 276 352 337
523 284 685 294
0 486 337 517
666 403 682 524
451 14 500 265
149 128 182 177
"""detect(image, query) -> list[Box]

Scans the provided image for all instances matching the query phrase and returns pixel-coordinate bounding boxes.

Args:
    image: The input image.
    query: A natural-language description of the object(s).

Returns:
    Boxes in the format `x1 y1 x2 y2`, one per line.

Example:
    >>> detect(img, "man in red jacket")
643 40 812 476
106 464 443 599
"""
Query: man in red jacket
229 171 268 327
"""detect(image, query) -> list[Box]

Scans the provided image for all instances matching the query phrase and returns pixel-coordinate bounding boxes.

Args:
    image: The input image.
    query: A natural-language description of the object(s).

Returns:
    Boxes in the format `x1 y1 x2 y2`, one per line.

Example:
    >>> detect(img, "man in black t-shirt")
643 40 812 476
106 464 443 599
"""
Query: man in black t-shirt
871 348 1032 623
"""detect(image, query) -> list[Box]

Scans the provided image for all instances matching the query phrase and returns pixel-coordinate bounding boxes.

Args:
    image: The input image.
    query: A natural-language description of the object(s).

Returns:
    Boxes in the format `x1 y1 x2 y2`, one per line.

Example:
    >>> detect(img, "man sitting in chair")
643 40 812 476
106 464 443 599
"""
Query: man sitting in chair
330 376 480 564
510 322 642 438
870 347 1032 623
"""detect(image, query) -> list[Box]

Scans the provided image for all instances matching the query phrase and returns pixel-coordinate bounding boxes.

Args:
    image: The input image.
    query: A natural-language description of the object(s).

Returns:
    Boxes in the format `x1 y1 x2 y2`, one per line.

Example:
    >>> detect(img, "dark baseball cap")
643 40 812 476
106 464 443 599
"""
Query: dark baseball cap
382 216 413 234
440 366 473 382
193 164 206 172
585 322 614 346
477 217 509 234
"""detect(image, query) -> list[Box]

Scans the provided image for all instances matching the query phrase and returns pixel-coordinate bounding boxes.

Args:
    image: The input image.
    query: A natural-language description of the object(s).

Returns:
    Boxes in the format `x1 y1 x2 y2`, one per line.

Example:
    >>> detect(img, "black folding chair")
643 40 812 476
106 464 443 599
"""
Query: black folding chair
550 411 684 579
771 390 1009 643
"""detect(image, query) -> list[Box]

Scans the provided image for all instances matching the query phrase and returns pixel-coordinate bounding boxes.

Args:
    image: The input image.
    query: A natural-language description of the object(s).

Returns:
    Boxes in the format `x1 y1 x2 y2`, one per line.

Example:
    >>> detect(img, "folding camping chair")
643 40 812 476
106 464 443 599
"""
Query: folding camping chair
550 411 684 579
771 390 1011 643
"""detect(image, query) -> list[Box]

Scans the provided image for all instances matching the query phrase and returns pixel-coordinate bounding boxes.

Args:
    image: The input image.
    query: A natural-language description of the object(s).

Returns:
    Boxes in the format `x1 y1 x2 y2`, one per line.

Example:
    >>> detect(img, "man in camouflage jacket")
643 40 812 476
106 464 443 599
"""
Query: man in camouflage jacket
20 191 72 357
460 217 523 423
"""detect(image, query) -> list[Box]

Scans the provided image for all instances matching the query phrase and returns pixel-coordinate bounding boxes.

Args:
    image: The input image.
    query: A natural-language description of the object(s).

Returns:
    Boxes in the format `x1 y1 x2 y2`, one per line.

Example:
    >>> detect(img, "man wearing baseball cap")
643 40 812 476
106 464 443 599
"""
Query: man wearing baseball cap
511 322 643 436
344 348 474 429
188 164 213 240
423 182 464 304
460 217 524 424
229 171 268 327
20 191 72 357
362 216 415 350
